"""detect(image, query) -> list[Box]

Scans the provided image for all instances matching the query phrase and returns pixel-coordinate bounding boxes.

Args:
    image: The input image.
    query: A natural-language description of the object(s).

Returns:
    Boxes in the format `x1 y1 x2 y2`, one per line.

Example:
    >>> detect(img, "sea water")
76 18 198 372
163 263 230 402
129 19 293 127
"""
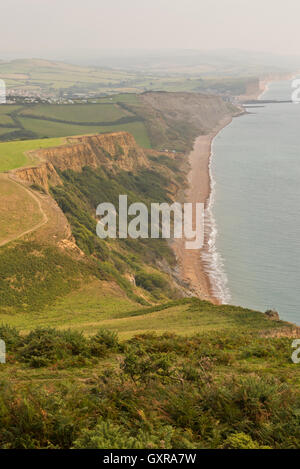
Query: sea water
210 78 300 324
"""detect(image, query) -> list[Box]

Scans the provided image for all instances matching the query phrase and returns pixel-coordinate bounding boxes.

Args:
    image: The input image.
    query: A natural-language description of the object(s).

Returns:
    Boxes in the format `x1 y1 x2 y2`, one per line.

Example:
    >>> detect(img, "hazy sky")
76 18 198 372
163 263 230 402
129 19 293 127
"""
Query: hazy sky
2 0 300 57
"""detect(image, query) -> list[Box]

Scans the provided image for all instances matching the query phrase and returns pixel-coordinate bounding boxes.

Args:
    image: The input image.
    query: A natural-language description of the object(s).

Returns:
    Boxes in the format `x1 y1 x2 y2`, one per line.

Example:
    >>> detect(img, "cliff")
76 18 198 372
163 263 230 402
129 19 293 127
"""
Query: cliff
140 91 235 134
12 93 239 191
13 132 150 191
15 161 62 191
131 92 239 152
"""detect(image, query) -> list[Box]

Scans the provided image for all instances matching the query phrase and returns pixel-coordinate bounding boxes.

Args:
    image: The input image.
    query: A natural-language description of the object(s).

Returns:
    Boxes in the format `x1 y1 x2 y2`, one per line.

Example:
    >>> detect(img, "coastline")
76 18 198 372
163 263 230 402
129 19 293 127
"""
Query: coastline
238 73 294 102
172 116 234 303
173 74 296 304
173 80 272 304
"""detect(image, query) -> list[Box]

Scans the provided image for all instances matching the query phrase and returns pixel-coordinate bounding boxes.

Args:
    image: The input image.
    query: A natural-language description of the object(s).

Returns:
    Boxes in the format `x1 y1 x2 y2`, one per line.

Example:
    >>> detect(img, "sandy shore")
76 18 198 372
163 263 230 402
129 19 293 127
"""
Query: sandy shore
172 75 293 303
172 116 234 303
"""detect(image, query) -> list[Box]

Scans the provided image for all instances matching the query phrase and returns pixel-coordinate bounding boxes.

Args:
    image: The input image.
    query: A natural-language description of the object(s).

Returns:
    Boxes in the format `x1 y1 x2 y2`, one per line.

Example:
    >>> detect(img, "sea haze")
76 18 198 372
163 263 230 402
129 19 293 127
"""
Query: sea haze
211 78 300 324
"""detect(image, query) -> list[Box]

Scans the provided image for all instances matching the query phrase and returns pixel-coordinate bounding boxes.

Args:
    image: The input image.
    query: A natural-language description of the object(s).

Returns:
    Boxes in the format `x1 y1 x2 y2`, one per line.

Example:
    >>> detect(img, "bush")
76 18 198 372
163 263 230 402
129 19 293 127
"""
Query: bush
89 329 120 357
17 328 90 367
135 272 169 293
200 374 296 438
0 328 299 449
0 325 22 347
73 419 175 449
121 350 176 383
221 432 269 449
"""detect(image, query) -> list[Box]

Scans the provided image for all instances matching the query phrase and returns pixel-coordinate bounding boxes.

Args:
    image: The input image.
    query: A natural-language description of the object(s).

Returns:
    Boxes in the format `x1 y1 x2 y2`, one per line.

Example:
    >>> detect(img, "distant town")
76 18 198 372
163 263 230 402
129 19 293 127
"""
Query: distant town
5 88 239 106
6 88 107 105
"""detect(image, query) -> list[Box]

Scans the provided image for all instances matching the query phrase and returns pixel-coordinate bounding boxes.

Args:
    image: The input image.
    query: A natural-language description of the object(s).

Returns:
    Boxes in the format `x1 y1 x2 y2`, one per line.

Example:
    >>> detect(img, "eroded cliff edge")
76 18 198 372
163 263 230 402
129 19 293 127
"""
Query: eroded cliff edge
13 132 150 191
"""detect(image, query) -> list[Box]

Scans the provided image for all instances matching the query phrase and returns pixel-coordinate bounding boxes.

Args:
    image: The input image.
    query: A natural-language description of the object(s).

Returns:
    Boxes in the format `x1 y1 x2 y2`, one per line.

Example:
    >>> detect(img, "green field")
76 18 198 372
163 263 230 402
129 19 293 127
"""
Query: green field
96 93 140 105
96 121 151 147
0 127 18 136
0 59 139 94
20 103 133 123
17 118 150 147
0 105 23 115
0 57 268 110
0 115 15 126
0 99 151 148
18 117 105 138
0 137 63 172
0 105 23 127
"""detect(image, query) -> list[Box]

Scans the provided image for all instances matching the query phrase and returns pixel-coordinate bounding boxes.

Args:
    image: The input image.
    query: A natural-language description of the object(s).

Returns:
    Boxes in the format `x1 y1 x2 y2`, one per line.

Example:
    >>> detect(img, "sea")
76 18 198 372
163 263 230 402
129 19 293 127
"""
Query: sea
206 78 300 325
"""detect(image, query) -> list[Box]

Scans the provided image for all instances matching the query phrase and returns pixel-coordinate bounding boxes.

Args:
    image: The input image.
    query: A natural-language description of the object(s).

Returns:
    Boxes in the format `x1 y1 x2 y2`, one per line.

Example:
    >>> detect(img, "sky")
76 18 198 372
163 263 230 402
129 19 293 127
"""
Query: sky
1 0 300 58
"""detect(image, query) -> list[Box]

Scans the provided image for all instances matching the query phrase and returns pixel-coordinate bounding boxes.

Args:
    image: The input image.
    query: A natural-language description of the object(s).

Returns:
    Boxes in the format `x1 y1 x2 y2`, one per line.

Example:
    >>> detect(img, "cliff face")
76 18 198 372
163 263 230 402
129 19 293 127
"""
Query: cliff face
14 132 150 191
15 161 62 191
134 92 238 152
141 92 235 133
38 132 149 173
12 95 238 191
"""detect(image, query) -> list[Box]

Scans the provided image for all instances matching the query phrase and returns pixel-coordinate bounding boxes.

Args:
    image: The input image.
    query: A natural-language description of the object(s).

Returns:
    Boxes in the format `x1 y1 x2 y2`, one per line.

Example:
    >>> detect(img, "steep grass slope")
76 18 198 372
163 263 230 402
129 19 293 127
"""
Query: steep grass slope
0 130 186 314
0 175 44 246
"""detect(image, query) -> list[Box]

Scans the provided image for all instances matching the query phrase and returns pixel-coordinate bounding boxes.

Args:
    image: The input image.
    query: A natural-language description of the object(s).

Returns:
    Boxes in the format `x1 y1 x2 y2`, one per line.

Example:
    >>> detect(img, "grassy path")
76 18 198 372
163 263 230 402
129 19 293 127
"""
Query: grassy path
0 174 48 247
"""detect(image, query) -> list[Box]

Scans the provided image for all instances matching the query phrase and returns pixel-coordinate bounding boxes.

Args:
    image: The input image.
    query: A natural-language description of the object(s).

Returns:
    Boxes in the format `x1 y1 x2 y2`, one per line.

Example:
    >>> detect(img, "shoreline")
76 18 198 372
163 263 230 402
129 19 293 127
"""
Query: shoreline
173 79 272 304
172 115 234 303
173 74 295 304
238 72 294 102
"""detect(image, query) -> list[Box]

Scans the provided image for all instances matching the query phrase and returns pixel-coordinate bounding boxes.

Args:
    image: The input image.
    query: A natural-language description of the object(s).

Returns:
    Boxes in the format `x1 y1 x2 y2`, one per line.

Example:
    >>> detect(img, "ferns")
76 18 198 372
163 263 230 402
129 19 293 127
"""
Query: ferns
0 324 299 448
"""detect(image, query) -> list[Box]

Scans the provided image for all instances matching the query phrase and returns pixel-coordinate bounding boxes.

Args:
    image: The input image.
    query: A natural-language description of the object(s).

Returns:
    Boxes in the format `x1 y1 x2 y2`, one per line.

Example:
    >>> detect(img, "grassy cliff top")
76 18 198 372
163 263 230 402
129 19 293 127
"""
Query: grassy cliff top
0 137 64 172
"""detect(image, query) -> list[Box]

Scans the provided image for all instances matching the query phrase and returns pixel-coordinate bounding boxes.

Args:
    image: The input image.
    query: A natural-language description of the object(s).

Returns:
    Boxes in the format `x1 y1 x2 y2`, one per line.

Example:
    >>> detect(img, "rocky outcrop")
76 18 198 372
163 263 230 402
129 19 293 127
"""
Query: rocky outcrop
260 325 300 338
35 132 149 173
13 132 150 191
265 309 280 321
14 161 62 191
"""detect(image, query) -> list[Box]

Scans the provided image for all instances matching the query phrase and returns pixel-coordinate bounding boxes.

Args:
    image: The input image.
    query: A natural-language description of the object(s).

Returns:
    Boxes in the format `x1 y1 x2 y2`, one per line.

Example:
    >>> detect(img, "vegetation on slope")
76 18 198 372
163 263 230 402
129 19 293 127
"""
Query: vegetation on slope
0 299 299 449
0 241 103 314
125 92 237 152
0 137 184 313
50 164 179 300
